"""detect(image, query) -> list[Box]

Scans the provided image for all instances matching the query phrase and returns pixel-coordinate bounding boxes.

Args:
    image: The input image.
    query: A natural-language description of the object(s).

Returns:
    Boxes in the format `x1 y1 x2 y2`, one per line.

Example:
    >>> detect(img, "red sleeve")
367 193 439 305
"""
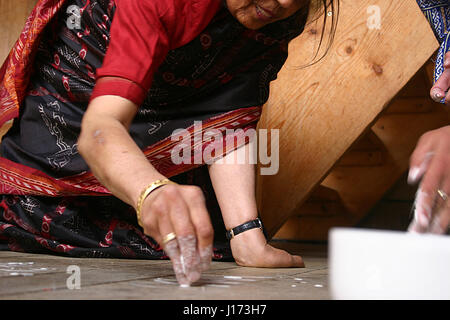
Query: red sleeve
90 0 222 106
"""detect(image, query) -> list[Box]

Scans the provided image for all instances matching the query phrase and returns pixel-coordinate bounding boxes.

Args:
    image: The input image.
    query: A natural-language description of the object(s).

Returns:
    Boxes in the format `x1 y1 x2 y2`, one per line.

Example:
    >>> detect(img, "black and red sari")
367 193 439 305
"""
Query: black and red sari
0 0 308 259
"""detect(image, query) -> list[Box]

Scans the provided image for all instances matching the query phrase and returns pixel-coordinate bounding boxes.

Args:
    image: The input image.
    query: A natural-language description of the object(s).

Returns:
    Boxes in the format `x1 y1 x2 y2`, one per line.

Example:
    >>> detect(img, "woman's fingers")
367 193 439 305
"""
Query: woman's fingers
411 158 444 230
408 132 436 184
148 193 191 286
166 186 203 283
429 199 450 234
428 177 450 234
163 240 191 286
408 151 434 185
430 69 450 103
140 183 214 285
430 52 450 105
408 130 441 228
180 186 214 272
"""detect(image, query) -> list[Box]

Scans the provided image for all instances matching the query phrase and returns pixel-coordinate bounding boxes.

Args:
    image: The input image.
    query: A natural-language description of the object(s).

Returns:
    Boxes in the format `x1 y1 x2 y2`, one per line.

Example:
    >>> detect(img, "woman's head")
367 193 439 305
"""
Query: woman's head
225 0 339 66
225 0 308 30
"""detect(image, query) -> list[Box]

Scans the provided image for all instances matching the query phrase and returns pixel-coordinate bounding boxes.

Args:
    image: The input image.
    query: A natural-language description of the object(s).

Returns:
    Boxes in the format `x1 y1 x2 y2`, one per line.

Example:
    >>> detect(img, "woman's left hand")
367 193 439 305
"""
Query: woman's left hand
407 125 450 234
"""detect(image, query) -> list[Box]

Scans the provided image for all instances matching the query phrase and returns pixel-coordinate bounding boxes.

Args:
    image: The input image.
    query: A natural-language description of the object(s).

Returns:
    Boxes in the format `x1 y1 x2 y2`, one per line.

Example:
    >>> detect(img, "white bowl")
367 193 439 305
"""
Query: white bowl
329 228 450 300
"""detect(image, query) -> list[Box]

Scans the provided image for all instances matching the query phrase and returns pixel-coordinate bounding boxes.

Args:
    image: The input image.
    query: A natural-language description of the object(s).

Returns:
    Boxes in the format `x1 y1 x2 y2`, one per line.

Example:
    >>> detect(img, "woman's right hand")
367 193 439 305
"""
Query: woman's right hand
139 182 214 286
79 95 214 286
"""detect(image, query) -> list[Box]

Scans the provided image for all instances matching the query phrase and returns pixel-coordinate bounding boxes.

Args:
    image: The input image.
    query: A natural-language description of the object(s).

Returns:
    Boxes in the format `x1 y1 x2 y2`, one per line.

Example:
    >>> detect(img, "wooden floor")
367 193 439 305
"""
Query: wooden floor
0 242 328 300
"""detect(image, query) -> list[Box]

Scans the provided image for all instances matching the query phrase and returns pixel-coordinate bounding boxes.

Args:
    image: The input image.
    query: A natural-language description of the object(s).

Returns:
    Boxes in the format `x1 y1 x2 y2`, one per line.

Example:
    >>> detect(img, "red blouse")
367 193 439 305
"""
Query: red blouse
90 0 223 106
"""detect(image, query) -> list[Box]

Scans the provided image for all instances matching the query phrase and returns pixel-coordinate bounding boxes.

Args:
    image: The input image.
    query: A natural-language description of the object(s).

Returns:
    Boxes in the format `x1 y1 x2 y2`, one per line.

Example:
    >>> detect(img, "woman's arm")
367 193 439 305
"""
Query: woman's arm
77 95 214 285
207 140 304 267
78 95 165 205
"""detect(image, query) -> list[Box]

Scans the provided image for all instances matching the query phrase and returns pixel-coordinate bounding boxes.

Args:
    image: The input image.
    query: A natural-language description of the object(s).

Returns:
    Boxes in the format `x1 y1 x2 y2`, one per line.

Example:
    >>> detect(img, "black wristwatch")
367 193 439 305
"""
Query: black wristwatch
225 218 263 240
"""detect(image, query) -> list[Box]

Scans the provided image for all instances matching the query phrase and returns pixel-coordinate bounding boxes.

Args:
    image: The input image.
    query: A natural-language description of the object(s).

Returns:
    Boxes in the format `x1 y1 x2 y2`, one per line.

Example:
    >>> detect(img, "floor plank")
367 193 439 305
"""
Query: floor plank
0 242 329 300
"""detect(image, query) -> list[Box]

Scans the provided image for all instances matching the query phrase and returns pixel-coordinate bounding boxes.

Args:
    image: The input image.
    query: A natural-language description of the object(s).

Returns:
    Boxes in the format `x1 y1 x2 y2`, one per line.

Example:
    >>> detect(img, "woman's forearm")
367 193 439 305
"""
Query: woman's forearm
207 140 259 229
207 140 305 268
78 95 166 208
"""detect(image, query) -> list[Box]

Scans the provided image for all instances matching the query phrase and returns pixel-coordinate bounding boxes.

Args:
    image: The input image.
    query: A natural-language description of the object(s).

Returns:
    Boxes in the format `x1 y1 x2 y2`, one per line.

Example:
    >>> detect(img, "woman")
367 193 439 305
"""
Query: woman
0 0 338 286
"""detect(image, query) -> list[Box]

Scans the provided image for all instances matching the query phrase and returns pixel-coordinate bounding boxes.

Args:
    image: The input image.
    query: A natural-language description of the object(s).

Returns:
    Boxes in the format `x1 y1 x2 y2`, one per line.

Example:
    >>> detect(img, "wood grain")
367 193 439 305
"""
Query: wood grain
0 0 37 140
274 62 449 241
0 0 38 64
256 0 440 238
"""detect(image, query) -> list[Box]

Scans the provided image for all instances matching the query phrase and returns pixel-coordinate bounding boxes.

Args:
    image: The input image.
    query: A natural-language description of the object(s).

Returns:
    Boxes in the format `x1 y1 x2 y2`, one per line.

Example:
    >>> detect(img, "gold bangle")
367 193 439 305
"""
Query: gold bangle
136 179 177 227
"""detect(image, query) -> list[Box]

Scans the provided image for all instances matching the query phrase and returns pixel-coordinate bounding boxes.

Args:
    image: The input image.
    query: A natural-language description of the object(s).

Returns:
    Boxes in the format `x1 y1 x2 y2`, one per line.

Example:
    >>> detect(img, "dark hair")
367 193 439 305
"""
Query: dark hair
301 0 340 68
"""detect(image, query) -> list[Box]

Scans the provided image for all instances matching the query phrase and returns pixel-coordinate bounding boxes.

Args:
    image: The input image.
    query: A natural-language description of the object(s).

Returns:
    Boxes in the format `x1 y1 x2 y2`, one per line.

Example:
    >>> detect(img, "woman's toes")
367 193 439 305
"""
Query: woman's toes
292 255 305 268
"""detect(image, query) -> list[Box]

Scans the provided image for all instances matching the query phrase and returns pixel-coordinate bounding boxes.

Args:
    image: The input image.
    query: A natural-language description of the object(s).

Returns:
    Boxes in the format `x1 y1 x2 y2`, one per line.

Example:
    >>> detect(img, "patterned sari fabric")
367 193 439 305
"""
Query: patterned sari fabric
0 165 232 259
0 0 308 259
417 0 450 95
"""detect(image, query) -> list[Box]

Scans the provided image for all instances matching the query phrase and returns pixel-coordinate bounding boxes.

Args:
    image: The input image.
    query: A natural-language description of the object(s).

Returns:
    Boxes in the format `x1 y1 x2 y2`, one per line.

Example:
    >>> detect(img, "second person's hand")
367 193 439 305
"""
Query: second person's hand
407 126 450 234
431 52 450 105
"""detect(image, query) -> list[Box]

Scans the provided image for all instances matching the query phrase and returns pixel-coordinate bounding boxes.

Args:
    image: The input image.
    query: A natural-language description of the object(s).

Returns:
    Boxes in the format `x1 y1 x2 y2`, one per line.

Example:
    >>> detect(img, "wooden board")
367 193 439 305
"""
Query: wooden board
256 0 440 238
0 0 38 140
274 65 449 241
0 247 329 300
0 0 37 64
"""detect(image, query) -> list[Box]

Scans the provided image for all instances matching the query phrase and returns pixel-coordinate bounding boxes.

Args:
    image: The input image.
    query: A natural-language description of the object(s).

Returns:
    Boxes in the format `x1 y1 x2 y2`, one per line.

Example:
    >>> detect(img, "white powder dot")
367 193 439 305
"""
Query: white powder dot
224 276 243 280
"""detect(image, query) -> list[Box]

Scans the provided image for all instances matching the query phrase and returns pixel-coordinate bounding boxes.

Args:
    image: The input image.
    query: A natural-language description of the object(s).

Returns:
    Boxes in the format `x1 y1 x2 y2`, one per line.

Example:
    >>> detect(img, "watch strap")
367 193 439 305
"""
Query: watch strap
225 218 263 240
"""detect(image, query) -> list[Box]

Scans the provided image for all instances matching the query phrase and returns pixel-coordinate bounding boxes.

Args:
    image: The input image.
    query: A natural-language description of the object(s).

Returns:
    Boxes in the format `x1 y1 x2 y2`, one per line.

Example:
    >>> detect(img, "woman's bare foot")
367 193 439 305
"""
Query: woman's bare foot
229 228 305 268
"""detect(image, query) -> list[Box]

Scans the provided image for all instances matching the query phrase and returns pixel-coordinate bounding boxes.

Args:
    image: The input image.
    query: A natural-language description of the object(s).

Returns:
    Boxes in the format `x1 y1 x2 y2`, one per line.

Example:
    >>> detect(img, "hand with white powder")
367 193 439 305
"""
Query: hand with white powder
407 48 450 234
139 182 214 286
407 125 450 234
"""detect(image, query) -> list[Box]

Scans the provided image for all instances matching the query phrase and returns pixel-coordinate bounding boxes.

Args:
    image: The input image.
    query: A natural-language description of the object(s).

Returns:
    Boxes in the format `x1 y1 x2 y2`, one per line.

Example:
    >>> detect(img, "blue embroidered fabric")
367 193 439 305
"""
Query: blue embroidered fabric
417 0 450 102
